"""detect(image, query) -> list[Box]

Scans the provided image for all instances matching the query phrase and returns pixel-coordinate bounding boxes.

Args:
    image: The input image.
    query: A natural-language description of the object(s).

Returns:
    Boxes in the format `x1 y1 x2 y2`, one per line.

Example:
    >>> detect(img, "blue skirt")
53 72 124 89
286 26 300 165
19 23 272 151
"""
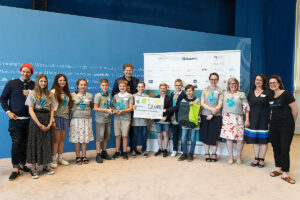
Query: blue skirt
54 116 69 131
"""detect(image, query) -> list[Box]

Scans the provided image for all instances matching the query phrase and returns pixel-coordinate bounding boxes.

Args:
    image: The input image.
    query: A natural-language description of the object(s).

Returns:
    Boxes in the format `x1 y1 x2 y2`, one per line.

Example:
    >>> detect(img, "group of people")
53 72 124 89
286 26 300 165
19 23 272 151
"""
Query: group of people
0 63 298 185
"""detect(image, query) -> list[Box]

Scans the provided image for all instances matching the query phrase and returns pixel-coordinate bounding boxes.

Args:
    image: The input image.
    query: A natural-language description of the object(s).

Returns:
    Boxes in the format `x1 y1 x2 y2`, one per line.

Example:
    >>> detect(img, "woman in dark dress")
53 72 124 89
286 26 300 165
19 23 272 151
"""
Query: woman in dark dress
244 74 272 168
268 75 298 184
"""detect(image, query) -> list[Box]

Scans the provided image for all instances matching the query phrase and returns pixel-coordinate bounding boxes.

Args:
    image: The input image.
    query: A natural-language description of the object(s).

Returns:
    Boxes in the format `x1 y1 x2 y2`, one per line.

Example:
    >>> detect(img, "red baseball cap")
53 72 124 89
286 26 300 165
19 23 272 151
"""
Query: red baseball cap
20 63 33 73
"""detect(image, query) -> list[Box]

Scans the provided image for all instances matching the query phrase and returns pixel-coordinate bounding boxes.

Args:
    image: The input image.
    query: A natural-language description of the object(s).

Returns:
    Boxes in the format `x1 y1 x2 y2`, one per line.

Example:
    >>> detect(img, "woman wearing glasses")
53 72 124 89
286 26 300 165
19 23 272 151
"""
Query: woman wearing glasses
220 77 250 164
244 74 272 168
199 73 223 162
268 75 298 184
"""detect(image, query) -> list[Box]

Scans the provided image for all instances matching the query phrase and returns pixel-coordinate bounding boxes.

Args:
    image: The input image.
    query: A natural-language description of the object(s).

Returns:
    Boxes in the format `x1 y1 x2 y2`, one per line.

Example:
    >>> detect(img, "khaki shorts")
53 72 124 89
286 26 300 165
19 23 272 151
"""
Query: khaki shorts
114 119 131 137
95 122 111 142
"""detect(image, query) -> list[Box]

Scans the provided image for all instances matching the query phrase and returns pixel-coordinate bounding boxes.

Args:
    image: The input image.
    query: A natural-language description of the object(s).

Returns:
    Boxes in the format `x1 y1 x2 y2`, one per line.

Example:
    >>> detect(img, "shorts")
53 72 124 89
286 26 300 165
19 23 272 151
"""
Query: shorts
96 122 111 142
114 119 131 137
155 122 169 133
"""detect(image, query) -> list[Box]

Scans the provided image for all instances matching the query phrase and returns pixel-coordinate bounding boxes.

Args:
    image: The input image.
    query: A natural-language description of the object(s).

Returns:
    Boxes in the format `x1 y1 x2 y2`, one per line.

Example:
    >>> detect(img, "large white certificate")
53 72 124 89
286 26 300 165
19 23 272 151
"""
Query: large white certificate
133 96 164 119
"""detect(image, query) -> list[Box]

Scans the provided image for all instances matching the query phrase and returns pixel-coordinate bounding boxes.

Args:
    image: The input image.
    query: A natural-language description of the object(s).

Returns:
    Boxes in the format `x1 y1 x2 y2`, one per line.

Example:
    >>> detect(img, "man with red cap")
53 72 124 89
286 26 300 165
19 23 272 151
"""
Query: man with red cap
0 63 35 181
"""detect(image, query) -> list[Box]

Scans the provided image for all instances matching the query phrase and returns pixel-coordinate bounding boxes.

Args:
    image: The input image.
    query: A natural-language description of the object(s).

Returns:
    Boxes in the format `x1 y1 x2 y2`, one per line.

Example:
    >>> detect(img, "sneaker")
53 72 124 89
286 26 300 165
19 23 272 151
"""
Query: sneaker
142 152 148 158
154 149 162 156
43 167 55 175
123 152 128 160
111 152 121 160
187 153 194 162
9 171 19 181
178 154 187 161
101 151 111 160
136 151 142 155
131 151 136 158
50 156 57 168
19 166 31 173
31 170 39 179
58 158 69 166
96 153 103 163
170 151 177 157
163 149 168 157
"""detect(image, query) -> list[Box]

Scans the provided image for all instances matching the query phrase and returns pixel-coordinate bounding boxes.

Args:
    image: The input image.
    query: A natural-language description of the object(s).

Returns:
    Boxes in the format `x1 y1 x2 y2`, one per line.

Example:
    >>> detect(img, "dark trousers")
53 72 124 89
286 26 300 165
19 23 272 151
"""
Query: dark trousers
270 122 295 172
132 126 147 152
171 124 182 151
8 119 30 168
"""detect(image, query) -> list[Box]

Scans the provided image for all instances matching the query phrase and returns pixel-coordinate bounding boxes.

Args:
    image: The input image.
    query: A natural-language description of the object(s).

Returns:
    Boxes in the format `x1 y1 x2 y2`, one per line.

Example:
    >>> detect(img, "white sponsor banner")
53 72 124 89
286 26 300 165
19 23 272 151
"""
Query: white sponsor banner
144 50 241 90
133 96 164 119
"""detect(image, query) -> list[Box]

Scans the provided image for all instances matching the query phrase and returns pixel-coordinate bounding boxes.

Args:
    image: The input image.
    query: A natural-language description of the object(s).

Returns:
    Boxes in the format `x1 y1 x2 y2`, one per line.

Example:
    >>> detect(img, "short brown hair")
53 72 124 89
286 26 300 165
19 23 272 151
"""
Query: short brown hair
185 84 194 91
227 77 239 91
269 75 285 90
123 63 134 70
137 81 145 87
100 78 109 84
174 79 183 84
118 79 128 86
159 83 168 88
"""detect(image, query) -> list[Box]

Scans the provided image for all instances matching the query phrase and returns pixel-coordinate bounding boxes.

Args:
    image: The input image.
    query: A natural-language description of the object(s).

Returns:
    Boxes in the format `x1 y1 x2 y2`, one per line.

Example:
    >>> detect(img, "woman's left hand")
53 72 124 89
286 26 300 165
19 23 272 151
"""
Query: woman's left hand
245 120 250 128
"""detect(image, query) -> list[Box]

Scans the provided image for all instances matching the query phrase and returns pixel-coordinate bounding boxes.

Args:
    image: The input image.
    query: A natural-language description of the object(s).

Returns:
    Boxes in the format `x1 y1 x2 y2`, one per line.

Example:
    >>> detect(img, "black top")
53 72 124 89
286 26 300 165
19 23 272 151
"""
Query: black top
154 94 172 122
111 75 139 97
165 91 186 122
247 89 272 130
0 79 35 117
270 90 295 126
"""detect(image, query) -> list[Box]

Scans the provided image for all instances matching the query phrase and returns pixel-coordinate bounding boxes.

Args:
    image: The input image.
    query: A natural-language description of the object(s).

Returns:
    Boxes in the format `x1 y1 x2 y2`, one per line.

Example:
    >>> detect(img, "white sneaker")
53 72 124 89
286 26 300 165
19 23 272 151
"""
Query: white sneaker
50 156 57 168
31 170 39 179
171 151 177 157
58 158 69 166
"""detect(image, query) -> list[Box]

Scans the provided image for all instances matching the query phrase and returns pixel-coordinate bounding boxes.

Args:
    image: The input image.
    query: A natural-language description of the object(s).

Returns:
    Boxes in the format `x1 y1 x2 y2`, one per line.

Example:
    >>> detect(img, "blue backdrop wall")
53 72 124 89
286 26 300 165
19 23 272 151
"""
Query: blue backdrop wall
0 6 250 158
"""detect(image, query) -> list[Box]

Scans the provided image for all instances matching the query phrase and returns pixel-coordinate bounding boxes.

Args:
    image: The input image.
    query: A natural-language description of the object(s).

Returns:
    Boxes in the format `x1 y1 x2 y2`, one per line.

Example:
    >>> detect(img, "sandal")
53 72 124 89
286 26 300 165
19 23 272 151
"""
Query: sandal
281 176 296 184
211 154 217 162
82 157 89 164
270 171 282 177
250 157 259 167
258 158 265 168
205 153 211 162
76 157 82 165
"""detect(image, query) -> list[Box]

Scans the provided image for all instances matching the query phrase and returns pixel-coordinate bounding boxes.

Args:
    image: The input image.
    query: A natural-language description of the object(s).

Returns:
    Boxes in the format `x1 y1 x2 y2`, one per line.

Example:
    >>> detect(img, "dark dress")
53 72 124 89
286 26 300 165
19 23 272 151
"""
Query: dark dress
244 89 272 144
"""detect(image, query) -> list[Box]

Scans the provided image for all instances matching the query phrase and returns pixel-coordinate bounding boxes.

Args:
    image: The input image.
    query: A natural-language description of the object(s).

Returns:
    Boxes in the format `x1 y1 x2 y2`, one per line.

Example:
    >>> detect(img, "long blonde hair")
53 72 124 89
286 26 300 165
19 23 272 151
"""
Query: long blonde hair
34 74 50 99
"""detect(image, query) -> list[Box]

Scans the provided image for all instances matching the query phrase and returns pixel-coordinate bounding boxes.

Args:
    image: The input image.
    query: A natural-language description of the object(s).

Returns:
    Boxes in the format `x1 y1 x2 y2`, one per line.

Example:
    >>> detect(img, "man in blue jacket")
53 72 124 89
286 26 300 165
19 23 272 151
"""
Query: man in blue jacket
0 63 35 181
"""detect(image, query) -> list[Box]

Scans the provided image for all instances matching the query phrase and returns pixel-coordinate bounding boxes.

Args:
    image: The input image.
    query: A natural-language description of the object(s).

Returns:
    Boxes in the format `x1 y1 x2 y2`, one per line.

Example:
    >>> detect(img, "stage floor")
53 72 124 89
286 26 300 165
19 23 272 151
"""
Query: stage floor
0 135 299 200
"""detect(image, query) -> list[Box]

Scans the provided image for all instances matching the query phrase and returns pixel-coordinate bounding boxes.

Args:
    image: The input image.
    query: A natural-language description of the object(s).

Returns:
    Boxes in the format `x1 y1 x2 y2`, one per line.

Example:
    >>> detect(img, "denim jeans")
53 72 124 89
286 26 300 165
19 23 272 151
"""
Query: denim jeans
132 126 147 152
181 128 196 154
8 119 30 168
171 124 182 151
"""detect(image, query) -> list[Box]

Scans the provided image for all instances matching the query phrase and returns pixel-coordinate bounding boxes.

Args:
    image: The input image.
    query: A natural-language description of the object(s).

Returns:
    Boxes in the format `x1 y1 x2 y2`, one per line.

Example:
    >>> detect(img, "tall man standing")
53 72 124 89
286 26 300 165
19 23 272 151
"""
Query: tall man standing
112 63 139 154
0 63 35 181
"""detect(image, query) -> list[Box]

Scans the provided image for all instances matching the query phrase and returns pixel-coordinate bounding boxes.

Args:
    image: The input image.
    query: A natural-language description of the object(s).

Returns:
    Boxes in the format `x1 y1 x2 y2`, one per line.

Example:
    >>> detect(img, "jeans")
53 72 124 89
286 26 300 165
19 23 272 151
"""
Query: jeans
181 128 196 154
132 126 147 152
155 122 169 133
8 119 30 168
171 124 182 151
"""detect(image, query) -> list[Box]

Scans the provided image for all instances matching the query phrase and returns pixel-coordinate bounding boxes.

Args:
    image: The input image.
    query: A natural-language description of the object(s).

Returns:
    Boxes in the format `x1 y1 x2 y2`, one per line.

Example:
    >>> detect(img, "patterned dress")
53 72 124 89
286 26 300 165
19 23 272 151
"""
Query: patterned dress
220 91 250 141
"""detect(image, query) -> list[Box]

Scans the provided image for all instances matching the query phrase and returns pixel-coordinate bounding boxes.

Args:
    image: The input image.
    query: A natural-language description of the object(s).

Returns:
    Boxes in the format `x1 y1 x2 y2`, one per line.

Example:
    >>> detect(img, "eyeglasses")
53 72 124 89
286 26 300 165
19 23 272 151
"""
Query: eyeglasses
209 79 218 81
229 82 237 85
269 82 278 85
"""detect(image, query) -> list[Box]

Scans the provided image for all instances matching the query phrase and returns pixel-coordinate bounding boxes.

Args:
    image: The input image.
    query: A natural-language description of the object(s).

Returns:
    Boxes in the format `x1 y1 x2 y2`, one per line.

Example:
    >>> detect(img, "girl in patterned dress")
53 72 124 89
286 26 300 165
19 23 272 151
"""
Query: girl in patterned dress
220 78 250 165
25 74 55 179
69 79 94 164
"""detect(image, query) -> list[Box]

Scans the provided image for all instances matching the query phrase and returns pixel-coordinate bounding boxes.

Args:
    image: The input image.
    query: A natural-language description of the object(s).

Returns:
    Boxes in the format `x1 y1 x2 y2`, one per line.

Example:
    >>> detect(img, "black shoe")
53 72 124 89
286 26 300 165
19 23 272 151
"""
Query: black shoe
101 151 111 160
187 153 194 162
9 171 19 181
123 152 128 160
136 151 142 155
112 152 121 160
96 153 103 163
163 149 168 157
178 154 187 161
19 166 31 173
154 149 163 156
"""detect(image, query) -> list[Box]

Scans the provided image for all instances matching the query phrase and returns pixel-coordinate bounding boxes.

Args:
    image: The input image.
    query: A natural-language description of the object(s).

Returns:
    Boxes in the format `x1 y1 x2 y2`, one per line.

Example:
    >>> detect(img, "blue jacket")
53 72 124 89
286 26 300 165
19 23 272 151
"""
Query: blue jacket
111 75 139 97
166 91 186 122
